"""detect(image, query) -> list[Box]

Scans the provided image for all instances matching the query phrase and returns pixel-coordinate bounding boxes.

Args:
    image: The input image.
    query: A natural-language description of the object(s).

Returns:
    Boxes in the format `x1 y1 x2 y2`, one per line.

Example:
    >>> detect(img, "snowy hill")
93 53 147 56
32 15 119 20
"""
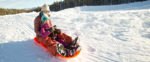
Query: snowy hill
0 0 150 62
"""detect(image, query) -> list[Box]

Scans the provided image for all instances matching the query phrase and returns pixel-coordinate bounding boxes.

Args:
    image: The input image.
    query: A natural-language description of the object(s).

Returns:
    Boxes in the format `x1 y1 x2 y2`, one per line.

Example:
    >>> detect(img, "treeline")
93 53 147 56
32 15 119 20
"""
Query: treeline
0 8 31 16
49 0 147 11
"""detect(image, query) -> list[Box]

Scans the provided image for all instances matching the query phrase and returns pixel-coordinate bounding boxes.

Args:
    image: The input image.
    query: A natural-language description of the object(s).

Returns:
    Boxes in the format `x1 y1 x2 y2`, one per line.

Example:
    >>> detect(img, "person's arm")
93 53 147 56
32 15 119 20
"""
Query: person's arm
40 24 51 38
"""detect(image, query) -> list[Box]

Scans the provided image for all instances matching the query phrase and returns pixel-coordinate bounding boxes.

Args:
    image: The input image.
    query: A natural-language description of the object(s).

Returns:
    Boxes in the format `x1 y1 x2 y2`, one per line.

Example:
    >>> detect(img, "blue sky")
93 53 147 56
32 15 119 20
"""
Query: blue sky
0 0 63 9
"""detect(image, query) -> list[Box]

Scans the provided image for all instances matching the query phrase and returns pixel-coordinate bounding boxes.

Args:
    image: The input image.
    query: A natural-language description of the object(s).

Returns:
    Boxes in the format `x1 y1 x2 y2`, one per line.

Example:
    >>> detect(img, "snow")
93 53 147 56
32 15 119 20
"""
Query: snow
1 0 150 62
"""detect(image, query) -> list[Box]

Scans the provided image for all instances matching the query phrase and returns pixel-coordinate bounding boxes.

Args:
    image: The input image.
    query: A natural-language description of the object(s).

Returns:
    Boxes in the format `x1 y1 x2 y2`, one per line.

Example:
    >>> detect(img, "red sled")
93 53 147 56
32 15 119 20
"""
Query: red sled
34 37 81 59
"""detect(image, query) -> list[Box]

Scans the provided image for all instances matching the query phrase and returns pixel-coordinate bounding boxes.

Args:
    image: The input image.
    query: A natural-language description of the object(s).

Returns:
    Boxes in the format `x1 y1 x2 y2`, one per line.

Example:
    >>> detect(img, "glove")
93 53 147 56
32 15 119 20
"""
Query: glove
54 29 61 34
46 25 56 32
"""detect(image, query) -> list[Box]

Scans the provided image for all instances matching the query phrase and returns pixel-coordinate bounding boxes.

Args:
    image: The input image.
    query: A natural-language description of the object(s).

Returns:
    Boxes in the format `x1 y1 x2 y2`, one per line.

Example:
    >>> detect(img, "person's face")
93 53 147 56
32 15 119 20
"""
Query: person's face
44 11 50 15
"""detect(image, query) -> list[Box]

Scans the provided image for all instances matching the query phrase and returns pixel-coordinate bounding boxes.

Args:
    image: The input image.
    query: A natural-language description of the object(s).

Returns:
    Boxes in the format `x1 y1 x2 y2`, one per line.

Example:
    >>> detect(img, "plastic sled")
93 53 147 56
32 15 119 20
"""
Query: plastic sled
34 37 81 59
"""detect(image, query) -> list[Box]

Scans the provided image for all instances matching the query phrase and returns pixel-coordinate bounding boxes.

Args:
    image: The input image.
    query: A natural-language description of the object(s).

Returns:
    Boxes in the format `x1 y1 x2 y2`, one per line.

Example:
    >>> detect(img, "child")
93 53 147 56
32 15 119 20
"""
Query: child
34 3 80 56
40 12 52 38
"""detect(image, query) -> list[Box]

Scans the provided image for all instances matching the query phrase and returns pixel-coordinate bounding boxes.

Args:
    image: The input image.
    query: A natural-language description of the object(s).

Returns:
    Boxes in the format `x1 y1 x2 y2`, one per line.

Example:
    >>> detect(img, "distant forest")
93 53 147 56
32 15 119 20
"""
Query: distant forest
0 8 31 16
48 0 147 11
0 0 147 15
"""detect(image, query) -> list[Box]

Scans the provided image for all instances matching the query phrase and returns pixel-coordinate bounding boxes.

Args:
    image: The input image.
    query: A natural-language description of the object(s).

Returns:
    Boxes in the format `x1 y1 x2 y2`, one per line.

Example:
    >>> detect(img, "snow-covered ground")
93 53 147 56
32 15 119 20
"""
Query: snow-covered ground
0 0 150 62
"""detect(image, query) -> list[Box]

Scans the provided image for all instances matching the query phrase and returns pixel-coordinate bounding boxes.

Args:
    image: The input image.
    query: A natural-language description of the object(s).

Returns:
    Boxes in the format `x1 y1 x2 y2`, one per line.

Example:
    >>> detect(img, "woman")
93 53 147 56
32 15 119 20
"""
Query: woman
34 4 77 56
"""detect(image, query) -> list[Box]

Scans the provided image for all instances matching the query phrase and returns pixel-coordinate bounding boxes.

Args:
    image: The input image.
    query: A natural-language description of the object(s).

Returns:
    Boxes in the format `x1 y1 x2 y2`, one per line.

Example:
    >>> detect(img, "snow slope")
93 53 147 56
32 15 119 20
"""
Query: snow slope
0 1 150 62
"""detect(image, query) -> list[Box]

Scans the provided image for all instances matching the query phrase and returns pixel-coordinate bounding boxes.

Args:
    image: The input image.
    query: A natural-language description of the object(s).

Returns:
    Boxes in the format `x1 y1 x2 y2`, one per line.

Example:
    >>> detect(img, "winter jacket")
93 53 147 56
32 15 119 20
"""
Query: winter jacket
40 23 52 38
34 14 42 38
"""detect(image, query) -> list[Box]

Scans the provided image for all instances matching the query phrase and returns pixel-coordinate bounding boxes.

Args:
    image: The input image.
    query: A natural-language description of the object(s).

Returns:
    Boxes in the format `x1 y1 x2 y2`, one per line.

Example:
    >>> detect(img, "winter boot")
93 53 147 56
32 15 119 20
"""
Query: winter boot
71 37 78 45
65 37 78 49
56 43 67 56
56 43 76 57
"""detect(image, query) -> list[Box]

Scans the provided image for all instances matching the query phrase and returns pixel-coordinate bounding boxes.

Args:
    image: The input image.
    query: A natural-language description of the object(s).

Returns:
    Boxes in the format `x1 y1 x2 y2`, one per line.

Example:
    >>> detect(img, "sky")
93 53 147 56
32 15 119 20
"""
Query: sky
0 0 63 9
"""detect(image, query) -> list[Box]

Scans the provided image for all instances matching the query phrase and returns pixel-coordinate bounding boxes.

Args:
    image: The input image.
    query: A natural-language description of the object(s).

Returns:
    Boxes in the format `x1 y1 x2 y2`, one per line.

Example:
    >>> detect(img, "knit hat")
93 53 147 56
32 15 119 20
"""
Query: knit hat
41 3 50 12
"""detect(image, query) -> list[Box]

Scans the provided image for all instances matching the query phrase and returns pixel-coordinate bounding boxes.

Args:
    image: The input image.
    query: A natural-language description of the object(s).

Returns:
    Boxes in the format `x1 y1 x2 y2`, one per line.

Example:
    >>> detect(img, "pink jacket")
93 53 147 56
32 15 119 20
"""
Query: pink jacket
40 22 53 38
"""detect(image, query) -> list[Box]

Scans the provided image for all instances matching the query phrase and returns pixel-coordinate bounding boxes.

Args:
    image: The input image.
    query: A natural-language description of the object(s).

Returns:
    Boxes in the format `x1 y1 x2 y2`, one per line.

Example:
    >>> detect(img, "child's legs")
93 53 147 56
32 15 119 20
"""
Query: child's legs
57 33 73 45
56 39 68 47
